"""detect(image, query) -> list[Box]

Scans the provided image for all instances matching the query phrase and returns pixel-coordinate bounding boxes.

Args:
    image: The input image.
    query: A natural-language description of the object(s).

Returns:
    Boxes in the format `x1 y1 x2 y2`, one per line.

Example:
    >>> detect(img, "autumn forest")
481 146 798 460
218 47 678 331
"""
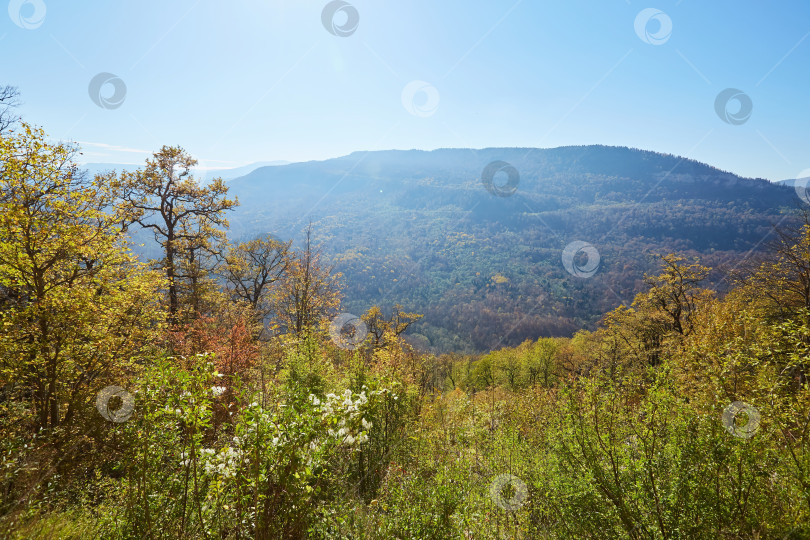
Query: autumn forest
2 79 810 540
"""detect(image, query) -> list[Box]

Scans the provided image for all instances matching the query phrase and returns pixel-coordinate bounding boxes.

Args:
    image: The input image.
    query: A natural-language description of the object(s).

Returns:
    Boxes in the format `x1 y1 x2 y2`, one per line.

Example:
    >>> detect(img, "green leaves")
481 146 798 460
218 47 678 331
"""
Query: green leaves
116 145 238 320
0 125 165 433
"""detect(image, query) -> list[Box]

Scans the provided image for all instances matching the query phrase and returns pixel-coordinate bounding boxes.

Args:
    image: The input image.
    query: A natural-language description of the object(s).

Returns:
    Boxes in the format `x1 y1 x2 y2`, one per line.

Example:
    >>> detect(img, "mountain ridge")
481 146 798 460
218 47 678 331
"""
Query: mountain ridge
223 145 801 352
236 145 774 187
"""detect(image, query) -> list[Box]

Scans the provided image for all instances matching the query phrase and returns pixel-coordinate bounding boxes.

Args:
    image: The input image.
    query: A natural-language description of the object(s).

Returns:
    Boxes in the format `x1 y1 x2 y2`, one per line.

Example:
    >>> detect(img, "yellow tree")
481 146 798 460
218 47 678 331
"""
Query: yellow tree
362 303 423 349
271 225 341 337
175 216 227 318
733 213 810 317
637 254 712 337
600 254 712 370
118 146 237 321
220 234 291 317
525 337 560 387
0 125 165 432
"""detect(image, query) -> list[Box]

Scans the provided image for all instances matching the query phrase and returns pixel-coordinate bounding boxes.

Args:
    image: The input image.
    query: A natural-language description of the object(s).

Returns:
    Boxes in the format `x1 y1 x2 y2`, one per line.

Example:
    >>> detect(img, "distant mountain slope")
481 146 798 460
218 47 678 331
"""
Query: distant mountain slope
197 161 290 182
80 162 141 178
228 146 801 353
775 177 809 190
81 160 289 183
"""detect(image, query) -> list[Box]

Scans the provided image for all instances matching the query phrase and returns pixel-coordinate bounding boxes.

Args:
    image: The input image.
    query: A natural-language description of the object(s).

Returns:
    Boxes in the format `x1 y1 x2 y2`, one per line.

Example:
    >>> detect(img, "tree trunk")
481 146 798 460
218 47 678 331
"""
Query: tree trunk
166 233 178 322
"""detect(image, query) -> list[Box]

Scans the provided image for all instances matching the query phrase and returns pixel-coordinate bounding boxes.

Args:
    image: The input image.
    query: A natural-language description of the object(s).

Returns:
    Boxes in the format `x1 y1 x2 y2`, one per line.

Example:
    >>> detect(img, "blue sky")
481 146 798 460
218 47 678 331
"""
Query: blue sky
2 0 809 180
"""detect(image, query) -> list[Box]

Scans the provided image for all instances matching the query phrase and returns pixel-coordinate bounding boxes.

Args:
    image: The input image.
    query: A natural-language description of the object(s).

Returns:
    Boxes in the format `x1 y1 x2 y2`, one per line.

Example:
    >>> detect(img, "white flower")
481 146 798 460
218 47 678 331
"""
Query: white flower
362 418 372 430
343 389 352 398
357 433 369 444
344 434 356 445
211 386 226 397
337 427 349 437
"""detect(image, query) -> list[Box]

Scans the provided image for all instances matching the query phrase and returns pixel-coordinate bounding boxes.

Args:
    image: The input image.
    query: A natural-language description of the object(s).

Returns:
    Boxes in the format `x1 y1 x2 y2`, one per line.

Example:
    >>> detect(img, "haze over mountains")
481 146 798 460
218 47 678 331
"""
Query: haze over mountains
81 160 290 183
214 145 802 353
80 144 806 351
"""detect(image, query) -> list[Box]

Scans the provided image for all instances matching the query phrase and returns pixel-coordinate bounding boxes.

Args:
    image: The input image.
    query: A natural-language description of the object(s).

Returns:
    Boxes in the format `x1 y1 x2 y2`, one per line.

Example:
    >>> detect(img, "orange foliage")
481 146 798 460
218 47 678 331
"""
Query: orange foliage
168 308 259 378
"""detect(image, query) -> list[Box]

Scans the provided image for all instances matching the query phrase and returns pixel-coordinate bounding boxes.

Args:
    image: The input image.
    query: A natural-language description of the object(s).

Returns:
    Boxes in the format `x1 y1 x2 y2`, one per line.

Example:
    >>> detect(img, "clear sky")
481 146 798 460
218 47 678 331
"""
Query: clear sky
2 0 809 180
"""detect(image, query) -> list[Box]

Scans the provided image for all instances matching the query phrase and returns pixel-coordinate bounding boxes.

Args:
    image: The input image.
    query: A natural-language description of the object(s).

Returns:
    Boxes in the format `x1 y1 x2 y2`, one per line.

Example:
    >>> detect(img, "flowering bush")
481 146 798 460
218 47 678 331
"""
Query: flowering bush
109 353 403 538
321 388 377 446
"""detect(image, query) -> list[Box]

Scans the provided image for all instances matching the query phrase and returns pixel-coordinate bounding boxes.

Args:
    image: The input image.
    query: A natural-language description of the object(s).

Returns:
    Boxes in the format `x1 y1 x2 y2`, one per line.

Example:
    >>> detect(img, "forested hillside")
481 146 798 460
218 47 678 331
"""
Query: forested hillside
227 147 801 352
3 117 810 538
5 0 810 534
